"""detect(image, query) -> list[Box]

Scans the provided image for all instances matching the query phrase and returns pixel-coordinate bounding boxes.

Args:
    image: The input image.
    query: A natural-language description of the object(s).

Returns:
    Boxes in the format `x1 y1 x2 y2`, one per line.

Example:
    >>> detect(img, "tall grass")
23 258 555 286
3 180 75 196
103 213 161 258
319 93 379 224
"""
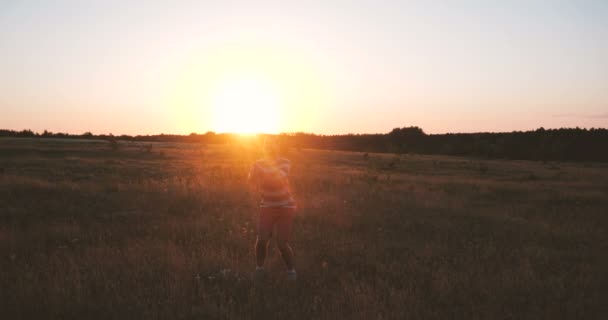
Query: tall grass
0 138 606 319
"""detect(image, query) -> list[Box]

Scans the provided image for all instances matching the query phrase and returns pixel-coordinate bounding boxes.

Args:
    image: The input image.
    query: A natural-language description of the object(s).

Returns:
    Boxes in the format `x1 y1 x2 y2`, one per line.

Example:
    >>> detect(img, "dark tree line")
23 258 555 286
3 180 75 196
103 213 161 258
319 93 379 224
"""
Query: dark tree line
280 127 608 162
2 126 607 162
0 129 232 144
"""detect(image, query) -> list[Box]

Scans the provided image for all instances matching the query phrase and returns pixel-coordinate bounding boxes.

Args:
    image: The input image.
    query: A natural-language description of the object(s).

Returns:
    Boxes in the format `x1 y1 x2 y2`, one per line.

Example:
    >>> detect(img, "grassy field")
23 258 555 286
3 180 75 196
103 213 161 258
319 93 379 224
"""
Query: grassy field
1 138 606 319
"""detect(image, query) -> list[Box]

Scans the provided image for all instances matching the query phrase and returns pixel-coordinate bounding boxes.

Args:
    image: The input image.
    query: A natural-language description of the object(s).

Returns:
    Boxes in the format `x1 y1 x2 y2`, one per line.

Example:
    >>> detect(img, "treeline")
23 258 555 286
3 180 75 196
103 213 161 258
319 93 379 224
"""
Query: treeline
2 127 607 162
0 129 232 144
282 127 608 162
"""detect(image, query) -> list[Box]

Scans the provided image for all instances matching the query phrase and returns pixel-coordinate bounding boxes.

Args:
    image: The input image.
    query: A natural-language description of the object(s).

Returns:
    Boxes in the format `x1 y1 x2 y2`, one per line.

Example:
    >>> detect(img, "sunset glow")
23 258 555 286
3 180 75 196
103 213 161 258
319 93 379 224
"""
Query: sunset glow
1 1 607 135
209 74 283 134
170 39 330 134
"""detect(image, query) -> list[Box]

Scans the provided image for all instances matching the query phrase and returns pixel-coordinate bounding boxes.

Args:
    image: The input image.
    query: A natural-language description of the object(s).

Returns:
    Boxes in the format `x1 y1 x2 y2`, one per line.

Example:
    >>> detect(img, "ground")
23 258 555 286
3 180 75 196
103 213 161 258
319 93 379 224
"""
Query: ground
1 138 606 319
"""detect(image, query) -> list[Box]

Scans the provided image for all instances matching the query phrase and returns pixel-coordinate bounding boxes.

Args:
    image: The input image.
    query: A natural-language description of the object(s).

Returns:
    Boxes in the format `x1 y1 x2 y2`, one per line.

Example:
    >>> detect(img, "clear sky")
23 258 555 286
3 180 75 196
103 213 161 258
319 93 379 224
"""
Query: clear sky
1 0 607 135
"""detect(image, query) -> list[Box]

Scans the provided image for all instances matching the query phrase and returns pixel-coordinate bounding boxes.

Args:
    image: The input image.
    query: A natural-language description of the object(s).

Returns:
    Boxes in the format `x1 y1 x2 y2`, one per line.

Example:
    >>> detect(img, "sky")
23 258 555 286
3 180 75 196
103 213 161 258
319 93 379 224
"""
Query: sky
1 0 607 135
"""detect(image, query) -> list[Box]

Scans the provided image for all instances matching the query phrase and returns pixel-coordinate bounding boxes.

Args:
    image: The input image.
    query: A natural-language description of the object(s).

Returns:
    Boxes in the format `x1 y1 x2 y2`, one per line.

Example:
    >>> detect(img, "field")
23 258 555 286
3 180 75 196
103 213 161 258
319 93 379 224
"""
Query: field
1 138 606 319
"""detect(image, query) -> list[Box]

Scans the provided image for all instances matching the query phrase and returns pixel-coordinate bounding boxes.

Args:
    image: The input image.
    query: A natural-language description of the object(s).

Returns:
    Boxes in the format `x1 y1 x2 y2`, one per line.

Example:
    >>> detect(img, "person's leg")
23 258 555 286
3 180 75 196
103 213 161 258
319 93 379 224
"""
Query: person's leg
255 208 274 268
255 238 270 268
276 207 296 271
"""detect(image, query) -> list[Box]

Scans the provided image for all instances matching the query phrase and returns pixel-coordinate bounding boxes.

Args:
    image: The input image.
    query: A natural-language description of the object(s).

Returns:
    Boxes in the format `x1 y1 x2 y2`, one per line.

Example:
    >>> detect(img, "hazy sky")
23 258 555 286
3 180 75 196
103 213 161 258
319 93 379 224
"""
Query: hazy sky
1 0 607 135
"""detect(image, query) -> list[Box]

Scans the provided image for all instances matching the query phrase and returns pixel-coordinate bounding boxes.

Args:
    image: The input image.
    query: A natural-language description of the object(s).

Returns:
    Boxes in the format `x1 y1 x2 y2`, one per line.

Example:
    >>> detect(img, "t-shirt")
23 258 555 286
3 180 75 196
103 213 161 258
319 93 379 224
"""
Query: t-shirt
248 157 296 208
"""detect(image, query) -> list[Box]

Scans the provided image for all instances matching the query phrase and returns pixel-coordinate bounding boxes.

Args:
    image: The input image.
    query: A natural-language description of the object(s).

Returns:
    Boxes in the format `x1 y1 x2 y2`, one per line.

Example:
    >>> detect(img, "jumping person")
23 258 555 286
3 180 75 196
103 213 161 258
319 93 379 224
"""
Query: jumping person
248 137 297 281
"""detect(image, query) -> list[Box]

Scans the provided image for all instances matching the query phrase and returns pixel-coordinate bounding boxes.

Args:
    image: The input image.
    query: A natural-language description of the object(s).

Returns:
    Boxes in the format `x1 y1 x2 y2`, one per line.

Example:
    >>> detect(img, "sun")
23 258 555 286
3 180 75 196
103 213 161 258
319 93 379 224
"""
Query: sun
209 74 283 134
168 38 332 134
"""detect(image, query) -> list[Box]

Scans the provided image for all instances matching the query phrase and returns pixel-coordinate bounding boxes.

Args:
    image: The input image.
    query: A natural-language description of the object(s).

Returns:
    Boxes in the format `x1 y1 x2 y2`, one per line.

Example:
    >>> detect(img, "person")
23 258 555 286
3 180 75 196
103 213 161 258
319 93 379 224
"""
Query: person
247 137 297 281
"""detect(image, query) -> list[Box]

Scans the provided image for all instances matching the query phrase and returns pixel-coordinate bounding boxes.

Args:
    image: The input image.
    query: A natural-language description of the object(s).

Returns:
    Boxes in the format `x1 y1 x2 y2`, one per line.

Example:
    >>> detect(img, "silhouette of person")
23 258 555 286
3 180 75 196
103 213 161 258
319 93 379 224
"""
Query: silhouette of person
248 136 297 281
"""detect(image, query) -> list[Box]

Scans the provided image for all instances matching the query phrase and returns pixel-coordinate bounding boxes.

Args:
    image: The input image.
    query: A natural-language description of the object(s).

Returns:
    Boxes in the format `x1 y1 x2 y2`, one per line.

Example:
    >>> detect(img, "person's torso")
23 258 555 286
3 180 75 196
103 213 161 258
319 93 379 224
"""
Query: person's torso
254 158 295 208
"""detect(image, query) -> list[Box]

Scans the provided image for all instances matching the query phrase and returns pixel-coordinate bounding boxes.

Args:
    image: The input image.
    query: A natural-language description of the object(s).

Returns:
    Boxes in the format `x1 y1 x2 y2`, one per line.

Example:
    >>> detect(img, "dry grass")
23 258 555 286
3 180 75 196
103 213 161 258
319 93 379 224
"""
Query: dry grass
1 138 606 319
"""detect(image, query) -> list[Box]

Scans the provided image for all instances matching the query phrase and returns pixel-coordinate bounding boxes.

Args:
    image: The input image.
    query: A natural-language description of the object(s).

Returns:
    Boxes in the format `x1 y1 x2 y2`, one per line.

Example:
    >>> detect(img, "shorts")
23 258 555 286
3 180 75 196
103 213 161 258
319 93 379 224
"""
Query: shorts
257 207 296 242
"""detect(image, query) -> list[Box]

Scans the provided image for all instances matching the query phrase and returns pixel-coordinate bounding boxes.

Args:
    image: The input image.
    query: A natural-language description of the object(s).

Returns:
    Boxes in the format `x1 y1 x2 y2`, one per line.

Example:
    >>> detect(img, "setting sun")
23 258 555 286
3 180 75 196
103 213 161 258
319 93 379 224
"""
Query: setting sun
210 74 283 134
167 38 331 135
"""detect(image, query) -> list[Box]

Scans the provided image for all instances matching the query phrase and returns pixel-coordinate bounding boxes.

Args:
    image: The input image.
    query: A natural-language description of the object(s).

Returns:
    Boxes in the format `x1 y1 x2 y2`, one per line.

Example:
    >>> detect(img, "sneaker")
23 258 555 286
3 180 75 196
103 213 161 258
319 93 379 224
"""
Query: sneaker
286 270 297 281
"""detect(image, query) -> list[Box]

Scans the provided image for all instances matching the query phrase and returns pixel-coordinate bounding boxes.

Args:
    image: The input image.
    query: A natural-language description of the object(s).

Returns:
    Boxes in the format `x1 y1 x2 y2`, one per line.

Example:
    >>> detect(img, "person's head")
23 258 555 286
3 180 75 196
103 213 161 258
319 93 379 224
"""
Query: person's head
263 136 280 159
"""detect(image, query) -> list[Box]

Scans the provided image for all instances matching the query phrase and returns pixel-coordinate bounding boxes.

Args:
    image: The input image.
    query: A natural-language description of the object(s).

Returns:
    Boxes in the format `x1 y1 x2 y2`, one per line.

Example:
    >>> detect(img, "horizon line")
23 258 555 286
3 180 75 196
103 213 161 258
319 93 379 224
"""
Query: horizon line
2 125 607 138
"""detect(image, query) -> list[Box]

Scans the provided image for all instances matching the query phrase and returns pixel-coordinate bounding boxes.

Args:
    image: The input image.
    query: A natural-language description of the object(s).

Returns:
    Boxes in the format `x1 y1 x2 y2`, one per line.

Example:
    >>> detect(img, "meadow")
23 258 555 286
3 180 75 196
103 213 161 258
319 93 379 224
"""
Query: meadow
1 137 606 319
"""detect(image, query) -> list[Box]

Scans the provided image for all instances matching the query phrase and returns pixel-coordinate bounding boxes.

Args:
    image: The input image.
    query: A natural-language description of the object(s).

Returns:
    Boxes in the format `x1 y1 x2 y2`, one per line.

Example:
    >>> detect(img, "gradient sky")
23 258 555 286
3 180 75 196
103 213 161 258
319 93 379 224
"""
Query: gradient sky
1 0 607 135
